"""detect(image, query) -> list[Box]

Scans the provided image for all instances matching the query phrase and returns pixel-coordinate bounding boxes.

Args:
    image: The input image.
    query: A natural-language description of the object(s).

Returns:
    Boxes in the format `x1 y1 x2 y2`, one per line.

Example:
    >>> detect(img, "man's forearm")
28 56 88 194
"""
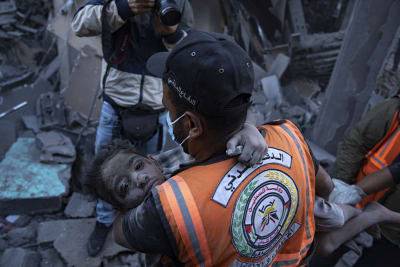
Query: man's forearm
356 166 396 195
316 165 334 200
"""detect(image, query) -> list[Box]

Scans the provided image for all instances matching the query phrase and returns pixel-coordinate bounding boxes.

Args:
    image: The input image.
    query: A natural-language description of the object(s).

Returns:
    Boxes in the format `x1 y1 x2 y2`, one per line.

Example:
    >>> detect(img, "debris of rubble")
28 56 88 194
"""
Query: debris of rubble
289 31 345 87
0 0 57 91
37 92 67 130
36 131 76 164
38 219 130 267
0 137 69 215
64 192 96 218
0 247 41 267
5 221 37 247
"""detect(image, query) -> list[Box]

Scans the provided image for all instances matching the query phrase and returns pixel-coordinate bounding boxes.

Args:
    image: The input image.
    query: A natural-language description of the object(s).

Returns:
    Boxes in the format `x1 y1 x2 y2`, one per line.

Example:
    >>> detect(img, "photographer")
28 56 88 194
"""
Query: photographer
71 0 193 256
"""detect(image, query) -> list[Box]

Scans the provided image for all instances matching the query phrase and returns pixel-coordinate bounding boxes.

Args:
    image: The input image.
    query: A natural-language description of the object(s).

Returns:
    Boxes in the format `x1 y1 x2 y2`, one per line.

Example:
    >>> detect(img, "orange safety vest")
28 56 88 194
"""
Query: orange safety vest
356 107 400 208
153 121 316 266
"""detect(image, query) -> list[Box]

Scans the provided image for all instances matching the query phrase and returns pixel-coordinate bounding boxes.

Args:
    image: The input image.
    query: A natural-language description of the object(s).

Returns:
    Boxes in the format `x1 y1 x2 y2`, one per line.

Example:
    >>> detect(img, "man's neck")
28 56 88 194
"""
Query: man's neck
190 136 227 163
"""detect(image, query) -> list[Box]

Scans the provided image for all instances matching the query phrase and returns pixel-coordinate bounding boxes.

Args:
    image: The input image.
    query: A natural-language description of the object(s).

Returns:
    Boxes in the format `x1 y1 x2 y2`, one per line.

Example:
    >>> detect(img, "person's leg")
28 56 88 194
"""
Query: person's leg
89 101 121 256
317 202 400 256
138 111 167 155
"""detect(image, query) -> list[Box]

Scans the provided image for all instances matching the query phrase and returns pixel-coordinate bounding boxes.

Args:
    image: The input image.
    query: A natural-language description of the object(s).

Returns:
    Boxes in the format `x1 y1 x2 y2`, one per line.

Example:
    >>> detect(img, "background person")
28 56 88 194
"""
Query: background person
71 0 194 256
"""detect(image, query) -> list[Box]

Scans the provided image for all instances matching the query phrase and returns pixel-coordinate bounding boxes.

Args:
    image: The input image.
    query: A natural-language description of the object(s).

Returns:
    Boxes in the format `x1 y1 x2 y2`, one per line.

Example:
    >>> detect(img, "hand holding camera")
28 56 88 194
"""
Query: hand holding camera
128 0 181 26
128 0 155 15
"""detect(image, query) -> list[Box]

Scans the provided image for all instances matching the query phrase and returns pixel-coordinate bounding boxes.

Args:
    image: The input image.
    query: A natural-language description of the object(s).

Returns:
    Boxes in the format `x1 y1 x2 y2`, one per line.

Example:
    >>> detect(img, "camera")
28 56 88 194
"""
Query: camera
155 0 181 26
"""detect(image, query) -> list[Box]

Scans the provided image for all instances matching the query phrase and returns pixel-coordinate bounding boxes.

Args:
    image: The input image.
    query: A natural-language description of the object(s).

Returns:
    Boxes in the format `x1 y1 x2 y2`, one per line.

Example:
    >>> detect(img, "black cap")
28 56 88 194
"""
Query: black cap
146 31 254 117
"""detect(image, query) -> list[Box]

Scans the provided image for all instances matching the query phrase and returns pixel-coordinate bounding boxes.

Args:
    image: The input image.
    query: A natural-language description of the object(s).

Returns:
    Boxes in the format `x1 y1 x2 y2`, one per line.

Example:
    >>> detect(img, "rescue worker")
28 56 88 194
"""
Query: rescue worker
332 95 400 265
112 30 318 266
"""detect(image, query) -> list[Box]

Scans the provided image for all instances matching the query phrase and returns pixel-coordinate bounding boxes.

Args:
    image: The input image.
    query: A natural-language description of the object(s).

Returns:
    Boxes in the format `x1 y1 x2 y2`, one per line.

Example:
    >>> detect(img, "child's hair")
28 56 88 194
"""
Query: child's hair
82 139 144 208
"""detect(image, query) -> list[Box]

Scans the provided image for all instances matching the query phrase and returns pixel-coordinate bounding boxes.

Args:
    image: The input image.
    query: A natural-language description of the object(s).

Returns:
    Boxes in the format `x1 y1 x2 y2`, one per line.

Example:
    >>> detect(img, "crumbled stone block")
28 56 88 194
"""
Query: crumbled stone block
0 247 41 267
40 248 64 267
6 222 36 247
0 138 68 215
64 192 96 218
37 219 130 267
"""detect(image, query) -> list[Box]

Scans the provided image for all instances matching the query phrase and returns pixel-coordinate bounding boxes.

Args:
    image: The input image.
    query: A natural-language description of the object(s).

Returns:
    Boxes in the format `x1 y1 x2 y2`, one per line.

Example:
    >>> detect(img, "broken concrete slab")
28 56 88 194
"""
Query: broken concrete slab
261 75 282 107
5 222 37 247
0 238 7 252
0 0 16 14
36 92 68 130
39 248 64 267
0 138 68 215
0 120 16 161
1 247 41 267
267 53 290 79
36 131 76 164
64 192 96 218
37 219 131 267
288 0 307 34
22 115 39 133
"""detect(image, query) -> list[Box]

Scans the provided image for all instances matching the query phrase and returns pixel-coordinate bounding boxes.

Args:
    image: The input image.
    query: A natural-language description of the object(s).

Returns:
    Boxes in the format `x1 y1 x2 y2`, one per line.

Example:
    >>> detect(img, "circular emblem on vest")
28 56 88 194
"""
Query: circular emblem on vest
231 169 299 259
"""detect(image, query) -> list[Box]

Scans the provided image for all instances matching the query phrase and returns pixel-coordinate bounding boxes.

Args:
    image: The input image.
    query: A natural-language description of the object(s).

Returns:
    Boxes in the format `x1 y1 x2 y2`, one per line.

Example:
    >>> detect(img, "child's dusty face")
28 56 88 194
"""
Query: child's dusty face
102 150 164 209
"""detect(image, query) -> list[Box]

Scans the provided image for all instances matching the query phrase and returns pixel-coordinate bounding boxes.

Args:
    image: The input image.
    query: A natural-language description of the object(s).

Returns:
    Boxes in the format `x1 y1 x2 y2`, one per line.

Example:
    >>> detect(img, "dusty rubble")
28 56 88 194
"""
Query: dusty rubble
1 0 400 266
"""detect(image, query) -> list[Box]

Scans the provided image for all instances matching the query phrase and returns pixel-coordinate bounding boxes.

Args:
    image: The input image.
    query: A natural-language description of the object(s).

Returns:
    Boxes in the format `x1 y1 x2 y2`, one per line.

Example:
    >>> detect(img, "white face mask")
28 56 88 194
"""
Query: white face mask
166 112 190 146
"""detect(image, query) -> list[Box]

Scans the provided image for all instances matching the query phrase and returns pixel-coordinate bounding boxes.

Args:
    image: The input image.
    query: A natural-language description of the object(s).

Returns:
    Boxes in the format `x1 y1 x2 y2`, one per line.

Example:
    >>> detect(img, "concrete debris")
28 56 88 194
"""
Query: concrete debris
267 53 290 79
64 192 96 218
37 219 131 267
22 115 39 133
0 0 16 15
36 131 76 164
289 31 345 87
0 238 7 252
0 120 16 161
39 248 64 267
287 0 307 34
0 138 68 215
261 75 282 108
0 0 56 91
0 247 41 267
5 222 37 247
36 92 68 130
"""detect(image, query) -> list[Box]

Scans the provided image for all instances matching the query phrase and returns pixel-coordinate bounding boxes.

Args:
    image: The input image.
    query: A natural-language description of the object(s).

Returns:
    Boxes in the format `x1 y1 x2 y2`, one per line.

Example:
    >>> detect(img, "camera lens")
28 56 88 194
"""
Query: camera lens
156 0 182 26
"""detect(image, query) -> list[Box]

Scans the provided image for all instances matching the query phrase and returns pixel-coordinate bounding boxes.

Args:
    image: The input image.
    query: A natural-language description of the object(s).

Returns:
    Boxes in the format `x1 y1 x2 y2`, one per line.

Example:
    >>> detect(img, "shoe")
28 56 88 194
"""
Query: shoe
87 221 111 257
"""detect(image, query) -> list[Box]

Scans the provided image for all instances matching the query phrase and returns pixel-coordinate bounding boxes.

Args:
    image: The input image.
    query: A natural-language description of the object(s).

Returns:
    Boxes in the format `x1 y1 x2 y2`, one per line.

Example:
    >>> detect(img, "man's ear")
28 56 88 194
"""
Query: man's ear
184 111 203 139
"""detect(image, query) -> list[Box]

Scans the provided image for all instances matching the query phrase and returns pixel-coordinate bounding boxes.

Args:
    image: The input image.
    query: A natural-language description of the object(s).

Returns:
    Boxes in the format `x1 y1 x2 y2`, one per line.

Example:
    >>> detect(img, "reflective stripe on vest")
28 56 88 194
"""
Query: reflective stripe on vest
356 109 400 207
157 177 213 267
280 124 312 239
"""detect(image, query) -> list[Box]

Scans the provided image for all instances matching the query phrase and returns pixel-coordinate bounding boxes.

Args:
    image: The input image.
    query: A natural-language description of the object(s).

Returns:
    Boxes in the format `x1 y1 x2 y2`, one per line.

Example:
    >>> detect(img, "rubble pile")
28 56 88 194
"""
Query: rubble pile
0 0 56 92
219 0 351 135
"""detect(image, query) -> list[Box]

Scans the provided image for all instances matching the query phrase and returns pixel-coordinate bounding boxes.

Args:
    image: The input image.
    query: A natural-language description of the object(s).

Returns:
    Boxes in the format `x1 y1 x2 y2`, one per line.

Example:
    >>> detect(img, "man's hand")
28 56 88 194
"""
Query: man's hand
226 123 268 167
128 0 155 15
153 11 178 35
